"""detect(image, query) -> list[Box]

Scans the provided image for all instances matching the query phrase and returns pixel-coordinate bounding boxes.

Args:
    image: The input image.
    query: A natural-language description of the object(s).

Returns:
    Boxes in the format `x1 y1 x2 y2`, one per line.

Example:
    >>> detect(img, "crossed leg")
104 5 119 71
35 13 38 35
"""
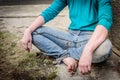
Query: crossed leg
32 26 78 72
32 26 112 73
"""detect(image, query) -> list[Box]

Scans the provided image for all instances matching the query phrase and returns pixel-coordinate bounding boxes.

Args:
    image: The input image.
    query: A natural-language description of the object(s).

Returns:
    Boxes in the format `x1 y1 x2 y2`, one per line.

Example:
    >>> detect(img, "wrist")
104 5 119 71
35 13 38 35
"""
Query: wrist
26 28 33 33
83 45 94 55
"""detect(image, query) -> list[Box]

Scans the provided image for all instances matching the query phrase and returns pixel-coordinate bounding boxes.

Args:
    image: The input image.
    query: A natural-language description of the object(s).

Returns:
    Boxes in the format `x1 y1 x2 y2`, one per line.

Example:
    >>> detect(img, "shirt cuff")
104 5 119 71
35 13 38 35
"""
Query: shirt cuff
97 19 112 31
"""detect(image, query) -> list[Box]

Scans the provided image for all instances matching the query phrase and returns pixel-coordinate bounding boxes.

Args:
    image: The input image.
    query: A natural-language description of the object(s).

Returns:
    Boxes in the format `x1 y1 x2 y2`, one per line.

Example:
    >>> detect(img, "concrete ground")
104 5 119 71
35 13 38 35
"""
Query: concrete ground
0 0 120 80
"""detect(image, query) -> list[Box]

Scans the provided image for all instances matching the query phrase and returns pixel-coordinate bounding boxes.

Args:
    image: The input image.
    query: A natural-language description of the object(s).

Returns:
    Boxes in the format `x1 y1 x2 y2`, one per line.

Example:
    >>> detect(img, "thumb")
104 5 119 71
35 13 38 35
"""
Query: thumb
28 41 32 50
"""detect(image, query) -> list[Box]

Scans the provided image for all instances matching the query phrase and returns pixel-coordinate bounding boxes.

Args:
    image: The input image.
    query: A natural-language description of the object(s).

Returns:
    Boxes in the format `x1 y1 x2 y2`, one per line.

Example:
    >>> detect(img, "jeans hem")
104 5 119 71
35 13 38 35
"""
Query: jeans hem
56 53 70 64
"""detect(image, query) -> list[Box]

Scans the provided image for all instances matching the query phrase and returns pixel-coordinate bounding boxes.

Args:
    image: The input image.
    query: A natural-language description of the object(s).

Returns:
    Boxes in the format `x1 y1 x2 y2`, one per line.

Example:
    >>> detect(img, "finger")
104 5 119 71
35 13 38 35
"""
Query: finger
79 64 83 73
83 66 89 74
78 65 81 73
29 41 32 49
22 42 27 50
80 65 85 74
88 65 91 73
82 66 91 75
81 65 89 74
81 66 86 74
28 41 32 50
83 66 87 74
22 41 29 51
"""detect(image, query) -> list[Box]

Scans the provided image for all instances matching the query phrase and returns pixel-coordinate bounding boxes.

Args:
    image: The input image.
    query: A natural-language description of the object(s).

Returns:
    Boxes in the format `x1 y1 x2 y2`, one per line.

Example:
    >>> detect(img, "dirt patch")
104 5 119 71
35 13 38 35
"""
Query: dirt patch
0 31 58 80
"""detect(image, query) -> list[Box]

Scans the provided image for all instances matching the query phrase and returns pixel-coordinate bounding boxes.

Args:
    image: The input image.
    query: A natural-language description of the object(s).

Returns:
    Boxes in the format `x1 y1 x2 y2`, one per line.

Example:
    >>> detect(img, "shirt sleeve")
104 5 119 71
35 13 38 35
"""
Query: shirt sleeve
97 0 113 31
40 0 67 23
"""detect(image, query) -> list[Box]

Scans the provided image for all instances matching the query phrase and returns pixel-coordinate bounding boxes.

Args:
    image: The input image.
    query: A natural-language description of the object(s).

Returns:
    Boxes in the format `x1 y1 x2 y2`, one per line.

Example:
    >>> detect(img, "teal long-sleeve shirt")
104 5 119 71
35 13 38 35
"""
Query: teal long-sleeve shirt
40 0 113 31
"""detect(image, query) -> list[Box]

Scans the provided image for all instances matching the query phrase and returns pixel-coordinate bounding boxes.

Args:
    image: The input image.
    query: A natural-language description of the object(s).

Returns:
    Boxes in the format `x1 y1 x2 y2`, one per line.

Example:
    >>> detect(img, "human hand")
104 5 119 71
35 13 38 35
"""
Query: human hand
78 52 92 74
22 29 32 52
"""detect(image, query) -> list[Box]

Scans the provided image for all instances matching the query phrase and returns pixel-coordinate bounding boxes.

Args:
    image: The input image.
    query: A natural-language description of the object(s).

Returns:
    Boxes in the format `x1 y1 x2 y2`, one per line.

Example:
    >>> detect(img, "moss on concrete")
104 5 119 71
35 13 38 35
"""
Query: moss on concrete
0 31 58 80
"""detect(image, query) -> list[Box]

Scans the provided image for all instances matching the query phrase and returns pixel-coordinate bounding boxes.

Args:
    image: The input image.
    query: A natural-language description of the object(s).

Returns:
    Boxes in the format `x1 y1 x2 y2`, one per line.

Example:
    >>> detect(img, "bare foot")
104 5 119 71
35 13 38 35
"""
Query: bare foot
62 57 78 73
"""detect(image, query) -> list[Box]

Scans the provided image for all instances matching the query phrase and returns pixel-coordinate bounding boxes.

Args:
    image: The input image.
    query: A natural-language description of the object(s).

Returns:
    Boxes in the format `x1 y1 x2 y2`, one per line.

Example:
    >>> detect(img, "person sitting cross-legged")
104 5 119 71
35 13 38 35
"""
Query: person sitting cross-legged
22 0 113 74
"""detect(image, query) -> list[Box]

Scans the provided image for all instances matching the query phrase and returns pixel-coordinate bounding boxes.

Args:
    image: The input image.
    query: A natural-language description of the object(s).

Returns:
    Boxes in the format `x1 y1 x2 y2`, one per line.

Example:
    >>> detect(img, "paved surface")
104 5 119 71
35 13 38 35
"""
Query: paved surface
57 53 120 80
0 3 69 36
0 0 120 80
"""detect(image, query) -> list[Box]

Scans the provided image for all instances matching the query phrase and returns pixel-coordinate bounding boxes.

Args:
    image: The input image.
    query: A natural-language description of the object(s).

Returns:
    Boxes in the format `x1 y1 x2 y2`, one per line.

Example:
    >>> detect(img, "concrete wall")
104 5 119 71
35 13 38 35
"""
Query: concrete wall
0 0 53 5
110 0 120 52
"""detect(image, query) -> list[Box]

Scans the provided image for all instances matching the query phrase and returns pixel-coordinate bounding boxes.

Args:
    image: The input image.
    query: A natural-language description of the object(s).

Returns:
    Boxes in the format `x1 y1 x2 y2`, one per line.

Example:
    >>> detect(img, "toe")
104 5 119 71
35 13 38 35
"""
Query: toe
67 65 72 72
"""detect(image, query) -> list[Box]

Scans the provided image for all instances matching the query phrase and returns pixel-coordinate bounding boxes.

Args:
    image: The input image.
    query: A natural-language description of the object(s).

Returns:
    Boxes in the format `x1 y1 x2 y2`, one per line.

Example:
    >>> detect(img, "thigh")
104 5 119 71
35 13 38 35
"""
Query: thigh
32 26 74 49
32 34 68 59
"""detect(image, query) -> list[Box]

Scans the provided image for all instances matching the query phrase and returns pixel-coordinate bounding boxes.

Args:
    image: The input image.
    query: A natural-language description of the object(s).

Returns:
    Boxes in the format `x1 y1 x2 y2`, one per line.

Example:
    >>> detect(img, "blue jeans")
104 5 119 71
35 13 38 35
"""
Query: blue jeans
32 26 112 64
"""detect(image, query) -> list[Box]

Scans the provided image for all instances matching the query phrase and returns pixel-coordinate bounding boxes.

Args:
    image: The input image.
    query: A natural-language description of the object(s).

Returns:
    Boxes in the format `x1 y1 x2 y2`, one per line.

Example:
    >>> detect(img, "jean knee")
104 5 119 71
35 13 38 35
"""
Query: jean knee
32 26 49 35
92 39 112 63
32 26 47 42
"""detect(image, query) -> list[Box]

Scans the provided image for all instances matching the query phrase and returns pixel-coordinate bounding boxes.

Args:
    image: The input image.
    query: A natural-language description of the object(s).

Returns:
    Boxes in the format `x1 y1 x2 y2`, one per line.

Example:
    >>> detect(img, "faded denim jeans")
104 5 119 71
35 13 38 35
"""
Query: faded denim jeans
32 26 112 64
